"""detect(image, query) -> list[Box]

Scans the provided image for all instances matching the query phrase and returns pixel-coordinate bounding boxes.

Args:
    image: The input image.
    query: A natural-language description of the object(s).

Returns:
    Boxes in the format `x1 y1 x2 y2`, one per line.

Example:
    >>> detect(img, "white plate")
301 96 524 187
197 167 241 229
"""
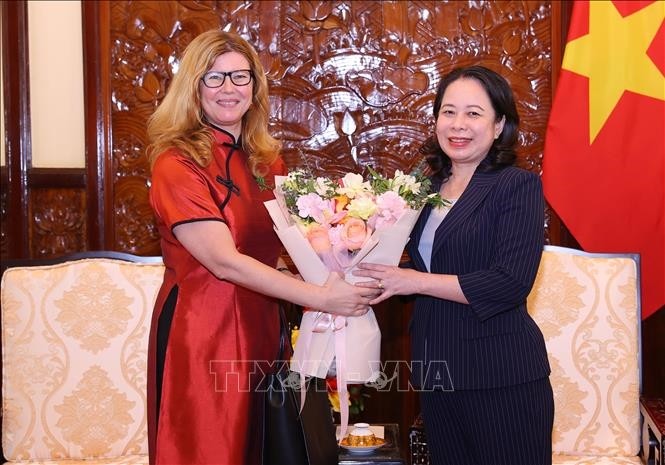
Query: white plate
340 443 385 454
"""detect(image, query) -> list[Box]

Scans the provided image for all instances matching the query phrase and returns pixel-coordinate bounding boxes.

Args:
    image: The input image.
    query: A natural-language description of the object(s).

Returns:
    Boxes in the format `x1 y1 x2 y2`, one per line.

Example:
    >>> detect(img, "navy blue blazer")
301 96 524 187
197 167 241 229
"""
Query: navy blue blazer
407 165 550 390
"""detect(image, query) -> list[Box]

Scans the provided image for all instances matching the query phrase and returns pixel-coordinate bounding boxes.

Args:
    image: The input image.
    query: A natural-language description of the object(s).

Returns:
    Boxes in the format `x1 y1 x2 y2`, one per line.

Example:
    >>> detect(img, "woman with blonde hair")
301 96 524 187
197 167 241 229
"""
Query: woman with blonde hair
146 30 376 465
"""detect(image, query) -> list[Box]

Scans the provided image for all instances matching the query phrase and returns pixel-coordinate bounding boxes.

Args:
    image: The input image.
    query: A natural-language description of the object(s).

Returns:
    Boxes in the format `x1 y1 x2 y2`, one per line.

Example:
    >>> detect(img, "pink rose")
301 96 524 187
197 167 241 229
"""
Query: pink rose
340 218 372 251
307 224 332 254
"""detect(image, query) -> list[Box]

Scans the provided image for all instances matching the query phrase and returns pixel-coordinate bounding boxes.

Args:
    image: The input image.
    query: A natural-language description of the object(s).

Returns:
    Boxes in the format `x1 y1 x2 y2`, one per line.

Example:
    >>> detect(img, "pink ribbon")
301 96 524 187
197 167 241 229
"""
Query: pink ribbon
296 310 351 443
333 323 351 443
311 311 347 333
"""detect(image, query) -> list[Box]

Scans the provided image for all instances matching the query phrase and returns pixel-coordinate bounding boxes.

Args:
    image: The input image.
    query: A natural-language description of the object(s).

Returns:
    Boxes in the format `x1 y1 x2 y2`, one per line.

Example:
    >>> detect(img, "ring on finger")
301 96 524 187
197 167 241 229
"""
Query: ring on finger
378 280 384 289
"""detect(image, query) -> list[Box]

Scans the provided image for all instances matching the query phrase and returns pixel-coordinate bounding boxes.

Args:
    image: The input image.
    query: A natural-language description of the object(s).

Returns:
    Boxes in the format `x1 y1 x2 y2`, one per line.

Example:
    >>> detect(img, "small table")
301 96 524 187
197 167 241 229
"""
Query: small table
338 423 405 465
641 397 665 465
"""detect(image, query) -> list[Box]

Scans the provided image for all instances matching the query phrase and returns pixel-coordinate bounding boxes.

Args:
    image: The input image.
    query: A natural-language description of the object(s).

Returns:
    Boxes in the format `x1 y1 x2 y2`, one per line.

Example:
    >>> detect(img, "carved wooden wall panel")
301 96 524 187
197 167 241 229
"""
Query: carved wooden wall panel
30 188 86 257
108 0 552 254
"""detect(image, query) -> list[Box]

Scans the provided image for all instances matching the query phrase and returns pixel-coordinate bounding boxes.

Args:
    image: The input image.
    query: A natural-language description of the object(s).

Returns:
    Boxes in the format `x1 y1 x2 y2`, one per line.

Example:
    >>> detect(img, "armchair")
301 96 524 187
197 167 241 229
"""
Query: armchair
529 246 641 464
1 253 163 465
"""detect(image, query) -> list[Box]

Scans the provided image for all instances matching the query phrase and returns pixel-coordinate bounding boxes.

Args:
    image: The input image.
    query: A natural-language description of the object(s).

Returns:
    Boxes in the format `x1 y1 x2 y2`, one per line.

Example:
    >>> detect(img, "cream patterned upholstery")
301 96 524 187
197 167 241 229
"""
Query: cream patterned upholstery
1 257 164 465
551 456 642 465
528 246 641 464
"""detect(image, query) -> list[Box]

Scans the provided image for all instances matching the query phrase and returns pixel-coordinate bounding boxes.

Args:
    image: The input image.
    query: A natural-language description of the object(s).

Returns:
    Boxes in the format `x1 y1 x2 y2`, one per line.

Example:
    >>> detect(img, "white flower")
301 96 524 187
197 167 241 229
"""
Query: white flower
346 195 377 220
392 170 421 194
337 173 371 199
283 170 310 194
314 177 334 196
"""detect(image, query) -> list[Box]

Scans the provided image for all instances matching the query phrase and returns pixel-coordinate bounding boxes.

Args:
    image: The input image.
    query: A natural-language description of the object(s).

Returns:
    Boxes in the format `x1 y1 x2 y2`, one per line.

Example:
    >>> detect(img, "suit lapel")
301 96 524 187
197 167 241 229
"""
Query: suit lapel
409 203 432 271
430 170 498 259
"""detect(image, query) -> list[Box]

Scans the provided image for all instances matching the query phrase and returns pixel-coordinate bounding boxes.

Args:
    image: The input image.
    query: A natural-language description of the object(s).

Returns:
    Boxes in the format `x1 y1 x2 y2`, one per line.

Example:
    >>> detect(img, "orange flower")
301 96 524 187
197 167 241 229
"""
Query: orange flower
290 327 300 349
333 195 350 213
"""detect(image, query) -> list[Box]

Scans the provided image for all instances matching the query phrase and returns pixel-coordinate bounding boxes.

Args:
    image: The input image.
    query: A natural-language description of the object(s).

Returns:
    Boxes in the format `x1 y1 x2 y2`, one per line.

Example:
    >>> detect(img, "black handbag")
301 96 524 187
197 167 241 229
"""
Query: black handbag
261 308 338 465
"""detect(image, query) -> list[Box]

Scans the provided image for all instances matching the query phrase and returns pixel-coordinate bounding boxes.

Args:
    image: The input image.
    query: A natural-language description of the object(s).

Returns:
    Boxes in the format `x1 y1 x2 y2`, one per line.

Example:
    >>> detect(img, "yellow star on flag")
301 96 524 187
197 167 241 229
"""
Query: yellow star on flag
562 1 665 143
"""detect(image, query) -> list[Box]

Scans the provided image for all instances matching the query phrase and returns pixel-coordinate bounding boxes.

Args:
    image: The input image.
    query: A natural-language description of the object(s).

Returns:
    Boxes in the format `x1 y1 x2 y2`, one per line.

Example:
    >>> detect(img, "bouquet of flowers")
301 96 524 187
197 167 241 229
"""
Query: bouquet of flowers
264 167 445 439
279 167 444 271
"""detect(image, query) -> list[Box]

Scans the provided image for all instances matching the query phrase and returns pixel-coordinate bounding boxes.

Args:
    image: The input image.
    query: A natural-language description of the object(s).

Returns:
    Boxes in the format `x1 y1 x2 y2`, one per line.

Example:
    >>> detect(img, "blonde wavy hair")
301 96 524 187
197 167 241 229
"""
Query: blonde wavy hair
146 30 281 177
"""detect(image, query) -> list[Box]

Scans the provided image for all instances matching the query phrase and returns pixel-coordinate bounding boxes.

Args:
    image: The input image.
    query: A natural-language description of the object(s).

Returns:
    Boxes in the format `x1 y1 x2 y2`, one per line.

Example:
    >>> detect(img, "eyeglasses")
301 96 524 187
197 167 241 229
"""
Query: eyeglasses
201 70 253 88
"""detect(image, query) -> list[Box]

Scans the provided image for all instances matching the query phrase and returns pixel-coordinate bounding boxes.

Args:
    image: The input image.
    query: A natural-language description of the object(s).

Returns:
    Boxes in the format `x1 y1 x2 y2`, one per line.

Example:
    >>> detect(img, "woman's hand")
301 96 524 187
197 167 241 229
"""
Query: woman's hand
353 263 420 305
321 272 381 317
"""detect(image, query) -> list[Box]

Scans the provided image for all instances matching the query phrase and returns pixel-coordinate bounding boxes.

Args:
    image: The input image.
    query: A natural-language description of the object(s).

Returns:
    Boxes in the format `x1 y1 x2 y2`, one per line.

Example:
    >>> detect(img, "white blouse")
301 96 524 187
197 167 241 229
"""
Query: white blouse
417 200 457 272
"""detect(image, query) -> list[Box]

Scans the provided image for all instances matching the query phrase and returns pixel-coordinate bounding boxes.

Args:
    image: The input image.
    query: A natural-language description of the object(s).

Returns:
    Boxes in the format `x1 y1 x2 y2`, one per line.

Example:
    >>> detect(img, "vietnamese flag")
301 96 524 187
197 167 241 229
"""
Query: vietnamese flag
542 0 665 319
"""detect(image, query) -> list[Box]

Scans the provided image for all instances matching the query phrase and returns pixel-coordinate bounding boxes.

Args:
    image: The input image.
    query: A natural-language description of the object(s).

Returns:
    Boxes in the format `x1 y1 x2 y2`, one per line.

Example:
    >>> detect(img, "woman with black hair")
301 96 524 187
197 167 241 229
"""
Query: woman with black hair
355 65 553 465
